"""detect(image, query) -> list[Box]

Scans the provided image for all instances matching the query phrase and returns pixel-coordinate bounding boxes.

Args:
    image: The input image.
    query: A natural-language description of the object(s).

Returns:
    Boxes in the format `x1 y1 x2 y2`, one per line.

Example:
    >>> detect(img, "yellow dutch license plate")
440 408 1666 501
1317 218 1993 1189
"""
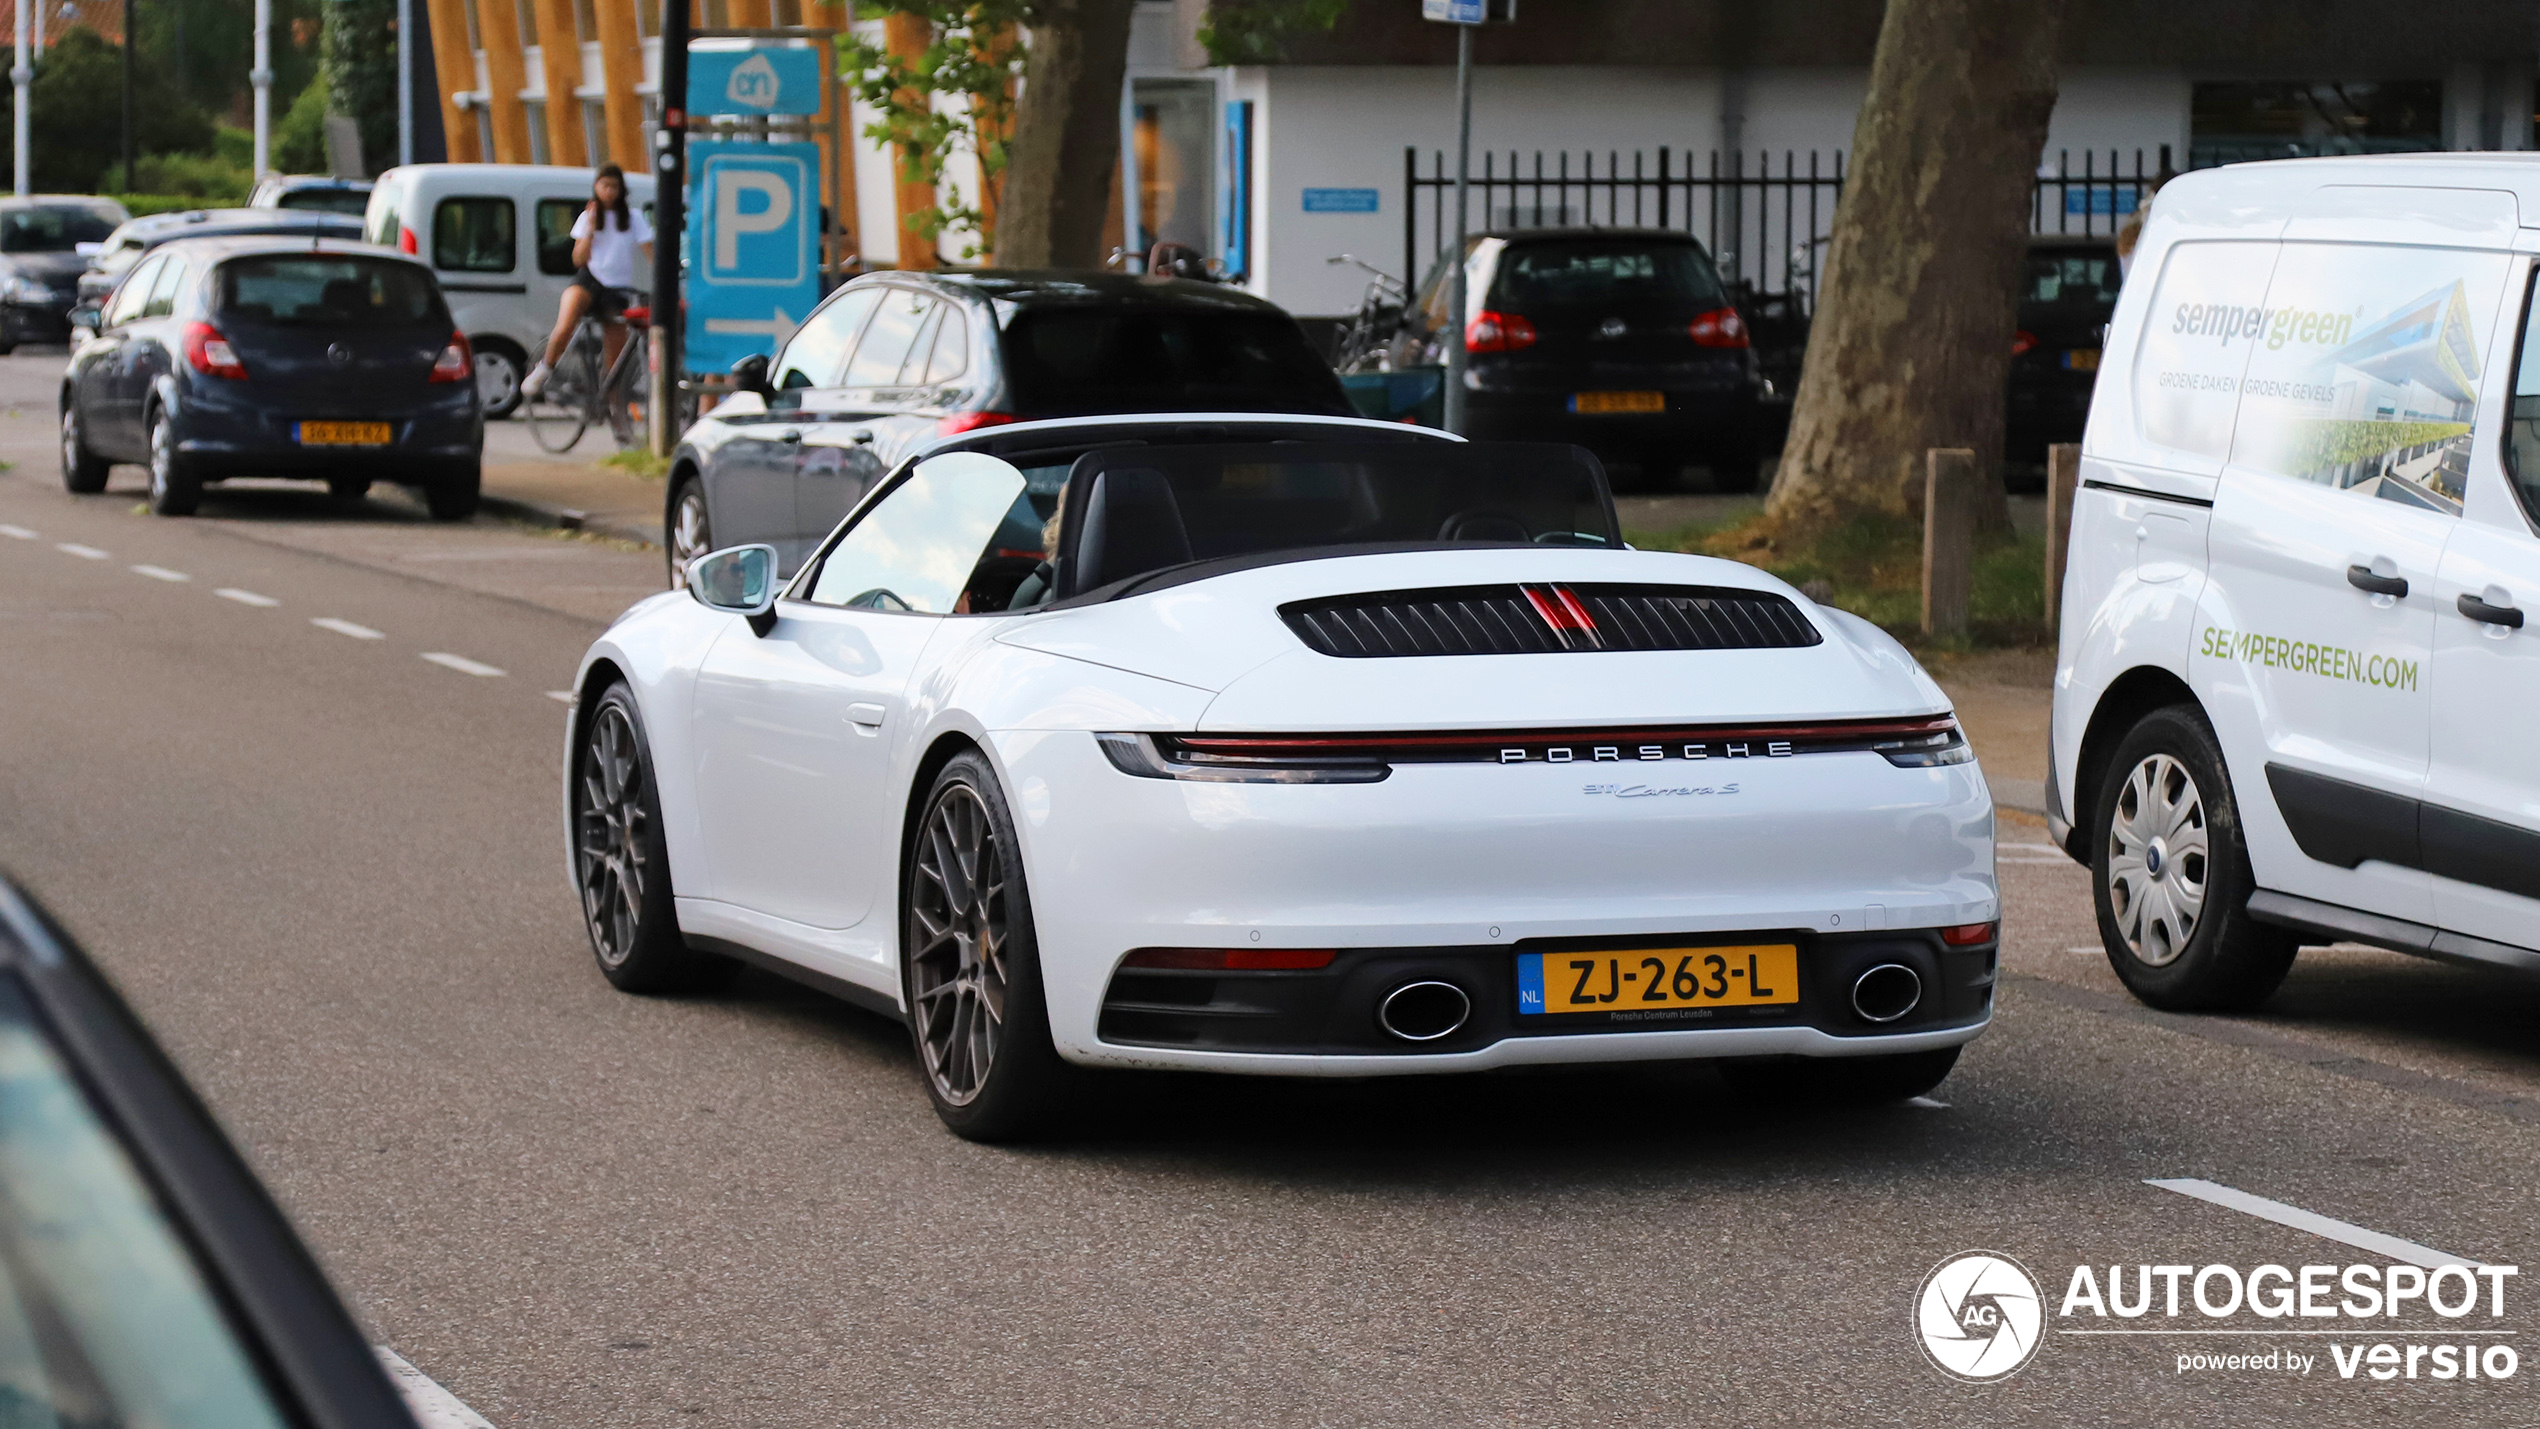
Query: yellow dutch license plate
2063 348 2101 372
296 421 392 446
1518 945 1800 1015
1570 390 1665 415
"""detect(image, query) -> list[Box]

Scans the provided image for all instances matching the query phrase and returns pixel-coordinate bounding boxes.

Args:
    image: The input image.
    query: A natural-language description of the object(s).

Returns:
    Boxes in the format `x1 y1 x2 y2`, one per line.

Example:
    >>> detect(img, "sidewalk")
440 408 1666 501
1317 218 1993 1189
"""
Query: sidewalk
476 420 665 549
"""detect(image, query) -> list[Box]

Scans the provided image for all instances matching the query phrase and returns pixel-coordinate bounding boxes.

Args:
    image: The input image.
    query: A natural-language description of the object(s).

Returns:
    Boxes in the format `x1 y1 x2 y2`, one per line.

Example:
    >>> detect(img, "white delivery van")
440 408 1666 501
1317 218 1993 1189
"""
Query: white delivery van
2052 153 2540 1011
364 164 656 416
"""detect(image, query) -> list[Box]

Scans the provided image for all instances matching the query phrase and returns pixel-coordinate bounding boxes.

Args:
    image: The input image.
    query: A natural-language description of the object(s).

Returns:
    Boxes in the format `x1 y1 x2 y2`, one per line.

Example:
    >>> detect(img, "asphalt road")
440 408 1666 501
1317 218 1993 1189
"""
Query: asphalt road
4 345 2540 1426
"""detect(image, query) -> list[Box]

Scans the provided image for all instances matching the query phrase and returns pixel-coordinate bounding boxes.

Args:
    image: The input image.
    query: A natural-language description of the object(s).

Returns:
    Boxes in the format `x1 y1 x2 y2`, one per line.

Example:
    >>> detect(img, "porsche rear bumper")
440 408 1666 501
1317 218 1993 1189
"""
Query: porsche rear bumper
991 728 1998 1074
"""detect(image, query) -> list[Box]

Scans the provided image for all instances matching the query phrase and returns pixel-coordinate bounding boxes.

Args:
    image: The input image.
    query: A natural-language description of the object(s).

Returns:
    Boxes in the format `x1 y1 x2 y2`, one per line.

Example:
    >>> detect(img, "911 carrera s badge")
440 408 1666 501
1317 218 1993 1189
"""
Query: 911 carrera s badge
1581 782 1741 798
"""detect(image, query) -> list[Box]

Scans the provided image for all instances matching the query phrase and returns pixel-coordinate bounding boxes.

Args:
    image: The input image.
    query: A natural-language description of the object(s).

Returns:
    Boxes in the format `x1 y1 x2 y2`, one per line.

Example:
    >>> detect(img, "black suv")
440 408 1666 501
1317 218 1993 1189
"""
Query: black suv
1390 229 1768 490
672 271 1354 577
2006 237 2121 465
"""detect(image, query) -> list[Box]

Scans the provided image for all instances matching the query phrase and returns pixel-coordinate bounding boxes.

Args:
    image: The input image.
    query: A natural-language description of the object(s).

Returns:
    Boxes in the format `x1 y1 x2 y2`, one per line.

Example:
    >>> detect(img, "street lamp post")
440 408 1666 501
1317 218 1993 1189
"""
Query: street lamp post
251 0 271 178
119 0 133 190
397 0 412 167
13 0 31 196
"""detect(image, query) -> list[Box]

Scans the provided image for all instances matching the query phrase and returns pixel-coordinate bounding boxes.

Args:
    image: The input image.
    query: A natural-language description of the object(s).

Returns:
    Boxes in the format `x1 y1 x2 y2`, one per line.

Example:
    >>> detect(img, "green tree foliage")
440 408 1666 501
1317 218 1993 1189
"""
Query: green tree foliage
1197 0 1347 64
0 30 214 191
844 2 1031 259
275 73 331 174
133 0 322 120
325 0 400 173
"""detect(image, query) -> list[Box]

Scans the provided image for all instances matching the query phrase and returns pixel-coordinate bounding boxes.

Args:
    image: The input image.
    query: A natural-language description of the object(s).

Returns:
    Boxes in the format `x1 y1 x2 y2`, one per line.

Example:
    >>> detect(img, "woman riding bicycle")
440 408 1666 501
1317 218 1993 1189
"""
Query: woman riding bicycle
520 164 653 399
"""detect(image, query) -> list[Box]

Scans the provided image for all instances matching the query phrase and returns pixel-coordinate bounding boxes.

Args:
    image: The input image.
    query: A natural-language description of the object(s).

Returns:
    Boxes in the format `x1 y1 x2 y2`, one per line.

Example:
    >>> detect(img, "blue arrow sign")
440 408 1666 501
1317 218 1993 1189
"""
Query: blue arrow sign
687 44 824 117
685 142 824 373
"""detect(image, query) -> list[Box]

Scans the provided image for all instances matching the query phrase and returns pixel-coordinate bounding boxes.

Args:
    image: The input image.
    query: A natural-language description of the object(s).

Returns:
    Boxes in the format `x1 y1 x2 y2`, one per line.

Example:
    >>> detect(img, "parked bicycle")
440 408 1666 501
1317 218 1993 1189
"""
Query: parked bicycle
1326 254 1406 373
524 301 649 453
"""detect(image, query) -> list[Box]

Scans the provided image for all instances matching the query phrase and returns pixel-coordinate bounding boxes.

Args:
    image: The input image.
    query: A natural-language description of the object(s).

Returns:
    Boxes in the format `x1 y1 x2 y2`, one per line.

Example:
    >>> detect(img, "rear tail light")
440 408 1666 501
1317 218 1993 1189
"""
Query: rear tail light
937 410 1018 436
1939 921 1999 947
1465 310 1536 352
1120 947 1338 971
2011 329 2039 357
1095 731 1391 785
183 321 247 380
429 330 473 383
397 226 418 255
1688 306 1749 348
1872 719 1973 768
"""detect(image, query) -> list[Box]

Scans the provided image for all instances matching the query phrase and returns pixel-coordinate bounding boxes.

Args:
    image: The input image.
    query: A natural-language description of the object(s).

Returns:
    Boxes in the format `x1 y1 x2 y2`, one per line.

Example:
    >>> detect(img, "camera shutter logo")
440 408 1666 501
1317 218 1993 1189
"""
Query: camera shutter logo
1915 1250 2044 1381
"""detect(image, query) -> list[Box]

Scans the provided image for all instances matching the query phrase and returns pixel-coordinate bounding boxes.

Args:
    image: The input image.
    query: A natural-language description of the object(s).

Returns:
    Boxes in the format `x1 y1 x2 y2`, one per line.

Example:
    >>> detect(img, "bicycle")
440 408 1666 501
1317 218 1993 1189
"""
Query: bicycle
1325 254 1406 373
524 300 650 453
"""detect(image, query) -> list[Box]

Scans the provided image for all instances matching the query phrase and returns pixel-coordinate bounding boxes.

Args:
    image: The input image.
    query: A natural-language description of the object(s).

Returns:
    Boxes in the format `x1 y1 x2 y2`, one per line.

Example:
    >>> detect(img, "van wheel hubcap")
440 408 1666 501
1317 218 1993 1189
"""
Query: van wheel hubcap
2107 753 2208 967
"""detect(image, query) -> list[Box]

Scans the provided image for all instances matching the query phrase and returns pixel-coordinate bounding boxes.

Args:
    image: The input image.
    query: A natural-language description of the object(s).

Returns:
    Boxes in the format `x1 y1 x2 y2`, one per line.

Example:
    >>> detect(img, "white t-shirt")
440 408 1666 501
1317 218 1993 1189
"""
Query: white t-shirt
571 204 654 288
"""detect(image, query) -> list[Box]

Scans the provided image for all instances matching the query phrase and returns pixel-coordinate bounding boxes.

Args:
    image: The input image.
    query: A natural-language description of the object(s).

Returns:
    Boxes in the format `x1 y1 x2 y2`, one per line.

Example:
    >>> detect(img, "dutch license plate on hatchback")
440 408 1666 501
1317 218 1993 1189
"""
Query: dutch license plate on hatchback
296 421 391 446
1517 945 1800 1015
1569 390 1665 415
2063 349 2100 372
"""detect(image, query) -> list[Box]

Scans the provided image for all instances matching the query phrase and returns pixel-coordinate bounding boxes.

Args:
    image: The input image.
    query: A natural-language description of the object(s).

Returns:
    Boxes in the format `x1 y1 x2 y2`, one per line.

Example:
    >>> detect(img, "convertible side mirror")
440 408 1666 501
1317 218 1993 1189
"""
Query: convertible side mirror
730 353 773 399
685 543 780 635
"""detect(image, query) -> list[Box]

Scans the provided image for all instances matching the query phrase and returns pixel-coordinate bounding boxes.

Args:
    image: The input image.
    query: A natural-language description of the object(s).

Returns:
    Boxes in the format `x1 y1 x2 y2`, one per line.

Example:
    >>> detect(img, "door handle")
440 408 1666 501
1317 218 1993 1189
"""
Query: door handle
778 429 802 444
2459 592 2525 628
845 702 886 730
851 430 874 445
2346 565 2409 598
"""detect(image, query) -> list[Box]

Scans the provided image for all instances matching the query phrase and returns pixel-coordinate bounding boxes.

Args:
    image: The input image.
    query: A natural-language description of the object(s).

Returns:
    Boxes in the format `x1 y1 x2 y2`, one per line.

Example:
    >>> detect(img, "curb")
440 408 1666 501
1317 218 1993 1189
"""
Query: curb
477 492 660 550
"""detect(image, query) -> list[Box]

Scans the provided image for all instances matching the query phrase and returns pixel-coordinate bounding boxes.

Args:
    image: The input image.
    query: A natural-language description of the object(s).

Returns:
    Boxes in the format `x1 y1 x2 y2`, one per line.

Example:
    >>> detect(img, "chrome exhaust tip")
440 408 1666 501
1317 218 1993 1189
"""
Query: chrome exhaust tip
1377 980 1471 1042
1851 963 1923 1024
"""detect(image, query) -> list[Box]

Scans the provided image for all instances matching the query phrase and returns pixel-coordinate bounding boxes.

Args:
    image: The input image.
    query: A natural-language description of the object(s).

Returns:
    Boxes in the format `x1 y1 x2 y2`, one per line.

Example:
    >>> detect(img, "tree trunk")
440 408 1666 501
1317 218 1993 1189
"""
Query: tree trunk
1765 0 2064 537
996 0 1136 269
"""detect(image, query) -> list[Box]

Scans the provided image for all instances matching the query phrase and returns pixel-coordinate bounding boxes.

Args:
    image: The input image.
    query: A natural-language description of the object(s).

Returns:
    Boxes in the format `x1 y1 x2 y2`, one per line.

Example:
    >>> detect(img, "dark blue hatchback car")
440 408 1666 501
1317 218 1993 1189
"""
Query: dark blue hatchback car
61 236 483 518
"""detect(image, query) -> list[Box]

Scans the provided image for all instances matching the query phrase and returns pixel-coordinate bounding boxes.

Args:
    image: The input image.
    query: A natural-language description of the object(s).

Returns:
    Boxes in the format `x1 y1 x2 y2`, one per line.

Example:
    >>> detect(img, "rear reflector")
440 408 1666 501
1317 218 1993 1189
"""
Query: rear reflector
1939 922 1998 946
1120 947 1338 971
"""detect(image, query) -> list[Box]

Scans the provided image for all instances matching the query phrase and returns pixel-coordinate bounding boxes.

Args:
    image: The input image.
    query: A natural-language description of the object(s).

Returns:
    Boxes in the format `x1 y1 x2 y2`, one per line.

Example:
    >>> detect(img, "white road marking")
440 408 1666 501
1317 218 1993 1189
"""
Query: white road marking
214 588 280 607
374 1348 497 1429
0 524 36 539
2147 1177 2480 1268
131 564 190 582
545 690 575 704
55 542 106 559
311 617 385 640
422 652 505 677
2067 945 2104 955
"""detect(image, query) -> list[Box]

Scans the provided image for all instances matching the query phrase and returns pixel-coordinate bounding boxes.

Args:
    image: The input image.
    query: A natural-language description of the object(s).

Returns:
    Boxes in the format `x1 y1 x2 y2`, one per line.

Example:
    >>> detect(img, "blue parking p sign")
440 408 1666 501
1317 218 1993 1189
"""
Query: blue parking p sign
685 142 824 374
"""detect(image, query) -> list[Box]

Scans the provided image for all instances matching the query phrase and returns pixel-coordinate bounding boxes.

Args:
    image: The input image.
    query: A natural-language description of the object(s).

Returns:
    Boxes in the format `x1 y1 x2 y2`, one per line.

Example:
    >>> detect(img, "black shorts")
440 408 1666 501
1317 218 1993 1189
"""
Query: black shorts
571 269 639 320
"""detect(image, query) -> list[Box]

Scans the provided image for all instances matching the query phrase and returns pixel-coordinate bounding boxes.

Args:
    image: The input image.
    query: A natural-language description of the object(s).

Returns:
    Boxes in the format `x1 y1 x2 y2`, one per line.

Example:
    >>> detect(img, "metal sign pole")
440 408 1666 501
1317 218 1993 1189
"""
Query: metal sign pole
397 0 413 167
1443 22 1472 436
650 0 690 458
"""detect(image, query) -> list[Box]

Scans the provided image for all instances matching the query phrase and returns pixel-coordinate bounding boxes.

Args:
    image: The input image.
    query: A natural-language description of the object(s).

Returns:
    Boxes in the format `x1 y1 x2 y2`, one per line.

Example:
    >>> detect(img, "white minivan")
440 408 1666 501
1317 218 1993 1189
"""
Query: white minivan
363 164 656 417
2053 153 2540 1010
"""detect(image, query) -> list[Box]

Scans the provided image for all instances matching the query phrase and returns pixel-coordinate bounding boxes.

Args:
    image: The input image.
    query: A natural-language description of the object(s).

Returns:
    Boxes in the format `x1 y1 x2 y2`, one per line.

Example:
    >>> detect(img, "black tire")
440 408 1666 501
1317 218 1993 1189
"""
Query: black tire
327 476 372 504
425 462 480 521
1721 1046 1960 1104
571 682 731 993
666 476 711 589
145 407 200 516
59 403 107 494
2090 705 2297 1011
902 750 1074 1141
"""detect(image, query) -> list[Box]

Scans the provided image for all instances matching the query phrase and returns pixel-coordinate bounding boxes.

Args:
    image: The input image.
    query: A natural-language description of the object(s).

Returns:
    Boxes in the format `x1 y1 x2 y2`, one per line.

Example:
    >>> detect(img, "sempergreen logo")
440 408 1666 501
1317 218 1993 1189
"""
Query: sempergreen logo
2170 302 2358 352
2200 626 2419 690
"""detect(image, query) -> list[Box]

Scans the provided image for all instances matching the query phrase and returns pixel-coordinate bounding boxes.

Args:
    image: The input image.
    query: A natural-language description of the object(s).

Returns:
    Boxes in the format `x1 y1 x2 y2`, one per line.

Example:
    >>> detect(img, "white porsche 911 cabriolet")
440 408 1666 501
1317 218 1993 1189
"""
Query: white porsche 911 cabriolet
565 414 1998 1139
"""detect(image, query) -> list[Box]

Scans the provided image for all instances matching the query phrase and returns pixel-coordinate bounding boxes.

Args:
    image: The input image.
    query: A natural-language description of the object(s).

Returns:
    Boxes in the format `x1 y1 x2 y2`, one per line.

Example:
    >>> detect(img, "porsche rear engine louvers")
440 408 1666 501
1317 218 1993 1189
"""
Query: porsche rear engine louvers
1281 584 1822 657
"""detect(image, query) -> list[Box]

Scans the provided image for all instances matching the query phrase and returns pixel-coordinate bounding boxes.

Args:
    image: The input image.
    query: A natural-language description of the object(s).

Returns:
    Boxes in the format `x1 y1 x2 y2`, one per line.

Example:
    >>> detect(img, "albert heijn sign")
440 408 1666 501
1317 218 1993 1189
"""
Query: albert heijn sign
686 42 824 116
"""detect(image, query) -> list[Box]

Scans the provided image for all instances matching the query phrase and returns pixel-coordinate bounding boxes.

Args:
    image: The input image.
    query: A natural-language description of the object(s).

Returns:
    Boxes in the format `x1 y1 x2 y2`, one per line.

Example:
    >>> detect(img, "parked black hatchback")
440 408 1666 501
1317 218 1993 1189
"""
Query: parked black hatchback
2005 236 2121 465
61 237 482 518
0 196 124 350
676 271 1354 576
1391 229 1768 490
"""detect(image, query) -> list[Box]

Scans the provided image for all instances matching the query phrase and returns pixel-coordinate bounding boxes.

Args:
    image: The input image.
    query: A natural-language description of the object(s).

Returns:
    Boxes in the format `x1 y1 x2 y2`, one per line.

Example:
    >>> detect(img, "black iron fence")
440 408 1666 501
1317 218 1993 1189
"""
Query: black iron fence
1403 144 2178 316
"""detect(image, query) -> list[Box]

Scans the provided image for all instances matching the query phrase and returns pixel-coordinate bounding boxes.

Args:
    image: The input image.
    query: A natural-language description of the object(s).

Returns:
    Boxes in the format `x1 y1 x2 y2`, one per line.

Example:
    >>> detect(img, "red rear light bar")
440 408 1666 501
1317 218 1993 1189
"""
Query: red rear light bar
1172 715 1960 758
1121 947 1338 971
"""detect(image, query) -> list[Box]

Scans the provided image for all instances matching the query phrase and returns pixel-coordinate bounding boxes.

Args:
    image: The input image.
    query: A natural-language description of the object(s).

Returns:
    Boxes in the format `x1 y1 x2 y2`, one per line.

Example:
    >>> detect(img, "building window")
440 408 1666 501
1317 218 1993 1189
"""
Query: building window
636 0 657 37
2190 82 2443 168
517 0 538 48
461 0 482 51
573 0 598 41
472 106 495 165
582 99 610 166
524 100 551 164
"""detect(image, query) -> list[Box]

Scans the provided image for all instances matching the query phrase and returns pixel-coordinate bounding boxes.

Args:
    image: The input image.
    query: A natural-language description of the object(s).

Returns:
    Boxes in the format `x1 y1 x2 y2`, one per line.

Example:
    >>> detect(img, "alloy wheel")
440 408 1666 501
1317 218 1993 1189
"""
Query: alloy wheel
575 703 651 968
2105 752 2209 967
908 783 1010 1106
668 487 710 588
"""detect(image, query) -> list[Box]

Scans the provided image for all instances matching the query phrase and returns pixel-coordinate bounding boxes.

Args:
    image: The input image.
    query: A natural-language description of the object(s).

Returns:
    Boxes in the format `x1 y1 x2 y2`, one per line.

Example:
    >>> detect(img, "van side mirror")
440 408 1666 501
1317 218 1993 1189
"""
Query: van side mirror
730 353 773 399
73 241 101 258
70 305 99 333
685 544 779 635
